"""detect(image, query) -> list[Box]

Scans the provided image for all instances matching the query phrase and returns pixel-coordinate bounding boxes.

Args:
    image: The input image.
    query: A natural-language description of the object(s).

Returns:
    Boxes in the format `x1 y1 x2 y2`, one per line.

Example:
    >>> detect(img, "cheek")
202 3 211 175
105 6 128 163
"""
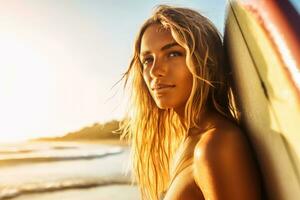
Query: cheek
142 71 152 90
187 74 193 90
178 70 193 99
179 68 193 87
142 70 148 82
182 76 193 97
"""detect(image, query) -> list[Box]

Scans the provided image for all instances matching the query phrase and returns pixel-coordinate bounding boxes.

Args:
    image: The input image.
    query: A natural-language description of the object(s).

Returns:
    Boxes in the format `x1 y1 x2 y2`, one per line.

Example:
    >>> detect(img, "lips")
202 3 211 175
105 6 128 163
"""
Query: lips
151 83 175 92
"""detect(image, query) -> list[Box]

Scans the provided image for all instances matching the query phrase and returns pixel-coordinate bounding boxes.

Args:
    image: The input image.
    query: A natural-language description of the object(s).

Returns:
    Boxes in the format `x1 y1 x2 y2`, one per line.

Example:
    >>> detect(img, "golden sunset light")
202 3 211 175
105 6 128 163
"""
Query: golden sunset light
0 1 128 142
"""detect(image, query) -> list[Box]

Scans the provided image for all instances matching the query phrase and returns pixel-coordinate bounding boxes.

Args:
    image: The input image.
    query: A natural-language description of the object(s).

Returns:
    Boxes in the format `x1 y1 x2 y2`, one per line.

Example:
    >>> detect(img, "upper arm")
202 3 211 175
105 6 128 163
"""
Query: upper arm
193 128 261 200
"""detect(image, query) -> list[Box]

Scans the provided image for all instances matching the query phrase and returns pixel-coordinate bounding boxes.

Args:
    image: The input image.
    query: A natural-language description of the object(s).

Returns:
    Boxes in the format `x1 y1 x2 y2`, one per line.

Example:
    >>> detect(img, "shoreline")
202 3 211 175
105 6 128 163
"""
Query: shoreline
28 139 131 147
12 184 139 200
0 141 137 200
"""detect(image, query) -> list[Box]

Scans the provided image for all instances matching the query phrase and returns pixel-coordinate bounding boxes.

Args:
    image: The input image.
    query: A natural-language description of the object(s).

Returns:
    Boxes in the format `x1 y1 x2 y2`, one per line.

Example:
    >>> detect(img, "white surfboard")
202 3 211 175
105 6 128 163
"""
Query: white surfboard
225 0 300 199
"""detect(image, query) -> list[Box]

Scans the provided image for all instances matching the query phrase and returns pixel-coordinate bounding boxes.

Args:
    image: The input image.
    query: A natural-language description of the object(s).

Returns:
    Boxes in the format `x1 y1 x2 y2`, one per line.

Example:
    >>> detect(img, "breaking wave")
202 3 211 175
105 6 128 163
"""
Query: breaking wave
0 147 123 166
0 176 134 200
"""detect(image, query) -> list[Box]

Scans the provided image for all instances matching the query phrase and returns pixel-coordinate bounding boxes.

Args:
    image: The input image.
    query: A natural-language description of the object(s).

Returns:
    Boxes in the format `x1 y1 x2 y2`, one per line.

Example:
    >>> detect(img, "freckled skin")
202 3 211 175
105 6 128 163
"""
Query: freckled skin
140 24 262 200
140 24 193 113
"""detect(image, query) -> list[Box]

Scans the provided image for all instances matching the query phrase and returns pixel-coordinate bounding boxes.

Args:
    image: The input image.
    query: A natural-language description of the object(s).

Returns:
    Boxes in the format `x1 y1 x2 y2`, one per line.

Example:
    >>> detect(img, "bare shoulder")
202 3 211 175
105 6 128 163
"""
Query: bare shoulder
194 119 248 160
193 117 262 199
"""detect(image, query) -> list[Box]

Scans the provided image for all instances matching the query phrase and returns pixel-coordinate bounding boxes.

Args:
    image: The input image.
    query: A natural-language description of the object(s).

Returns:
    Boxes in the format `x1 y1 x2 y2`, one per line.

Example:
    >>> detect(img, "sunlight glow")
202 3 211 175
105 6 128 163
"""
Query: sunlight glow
0 8 125 142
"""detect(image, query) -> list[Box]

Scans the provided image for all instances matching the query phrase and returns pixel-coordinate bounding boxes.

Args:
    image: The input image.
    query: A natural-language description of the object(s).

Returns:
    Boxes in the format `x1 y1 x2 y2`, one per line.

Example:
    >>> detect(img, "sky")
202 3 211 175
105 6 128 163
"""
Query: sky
0 0 227 142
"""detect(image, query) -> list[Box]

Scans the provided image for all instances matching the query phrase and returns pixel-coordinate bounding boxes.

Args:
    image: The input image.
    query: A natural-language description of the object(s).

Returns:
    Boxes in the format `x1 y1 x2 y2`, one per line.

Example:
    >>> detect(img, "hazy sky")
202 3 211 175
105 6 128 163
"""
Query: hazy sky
0 0 227 142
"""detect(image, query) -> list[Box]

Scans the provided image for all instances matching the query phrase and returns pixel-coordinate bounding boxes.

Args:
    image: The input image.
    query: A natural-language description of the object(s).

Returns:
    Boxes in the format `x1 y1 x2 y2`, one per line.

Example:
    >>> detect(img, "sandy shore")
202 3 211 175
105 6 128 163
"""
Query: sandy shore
13 184 139 200
0 141 138 200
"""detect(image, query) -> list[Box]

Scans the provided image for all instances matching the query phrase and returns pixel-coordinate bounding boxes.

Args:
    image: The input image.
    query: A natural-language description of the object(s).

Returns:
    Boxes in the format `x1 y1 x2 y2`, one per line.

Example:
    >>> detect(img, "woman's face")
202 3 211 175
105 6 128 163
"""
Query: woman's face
140 24 193 113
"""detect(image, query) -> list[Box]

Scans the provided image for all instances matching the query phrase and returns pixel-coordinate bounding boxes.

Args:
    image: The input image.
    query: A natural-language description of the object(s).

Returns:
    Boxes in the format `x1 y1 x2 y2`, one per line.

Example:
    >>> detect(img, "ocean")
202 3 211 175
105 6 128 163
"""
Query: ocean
0 141 138 200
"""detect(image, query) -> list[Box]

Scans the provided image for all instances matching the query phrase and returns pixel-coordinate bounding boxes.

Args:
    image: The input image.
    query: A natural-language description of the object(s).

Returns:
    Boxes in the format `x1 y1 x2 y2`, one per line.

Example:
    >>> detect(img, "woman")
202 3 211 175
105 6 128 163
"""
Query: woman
121 5 262 200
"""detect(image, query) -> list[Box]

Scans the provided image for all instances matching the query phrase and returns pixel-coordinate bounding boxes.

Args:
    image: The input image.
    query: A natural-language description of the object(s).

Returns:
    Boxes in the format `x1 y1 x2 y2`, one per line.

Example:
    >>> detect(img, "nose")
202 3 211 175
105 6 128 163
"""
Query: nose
149 58 166 78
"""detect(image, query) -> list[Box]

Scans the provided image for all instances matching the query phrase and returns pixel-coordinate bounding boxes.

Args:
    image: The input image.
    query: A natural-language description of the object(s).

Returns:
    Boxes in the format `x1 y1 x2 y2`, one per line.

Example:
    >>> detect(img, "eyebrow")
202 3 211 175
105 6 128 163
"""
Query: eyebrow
140 42 180 57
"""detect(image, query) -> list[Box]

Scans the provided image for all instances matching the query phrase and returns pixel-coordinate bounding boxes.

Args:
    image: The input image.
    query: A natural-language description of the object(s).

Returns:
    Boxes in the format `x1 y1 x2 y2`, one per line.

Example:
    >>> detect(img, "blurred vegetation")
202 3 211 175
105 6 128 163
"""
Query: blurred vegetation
35 120 121 141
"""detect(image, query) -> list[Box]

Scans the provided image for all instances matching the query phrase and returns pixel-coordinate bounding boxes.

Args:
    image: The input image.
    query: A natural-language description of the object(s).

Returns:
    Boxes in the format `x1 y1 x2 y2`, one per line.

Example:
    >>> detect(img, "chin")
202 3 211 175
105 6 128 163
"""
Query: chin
155 100 175 110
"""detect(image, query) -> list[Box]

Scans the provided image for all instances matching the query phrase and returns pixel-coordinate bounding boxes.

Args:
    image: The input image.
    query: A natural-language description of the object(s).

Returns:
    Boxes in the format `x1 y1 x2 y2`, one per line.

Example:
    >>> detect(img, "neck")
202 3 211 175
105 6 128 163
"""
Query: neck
174 105 212 133
174 106 186 129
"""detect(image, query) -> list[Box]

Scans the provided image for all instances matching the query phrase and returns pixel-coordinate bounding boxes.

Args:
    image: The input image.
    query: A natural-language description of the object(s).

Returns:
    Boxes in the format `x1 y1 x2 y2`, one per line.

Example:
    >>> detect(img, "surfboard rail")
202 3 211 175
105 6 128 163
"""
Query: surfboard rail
224 0 300 199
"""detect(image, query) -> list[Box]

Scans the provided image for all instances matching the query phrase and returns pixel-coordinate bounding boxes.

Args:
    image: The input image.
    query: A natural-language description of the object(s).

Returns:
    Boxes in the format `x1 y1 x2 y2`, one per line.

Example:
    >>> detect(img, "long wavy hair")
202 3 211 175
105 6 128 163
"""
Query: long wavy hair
120 5 239 200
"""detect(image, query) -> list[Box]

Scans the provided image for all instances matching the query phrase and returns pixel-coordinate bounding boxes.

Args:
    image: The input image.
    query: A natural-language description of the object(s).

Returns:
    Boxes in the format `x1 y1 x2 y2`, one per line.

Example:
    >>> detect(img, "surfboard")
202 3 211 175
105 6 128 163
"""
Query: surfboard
224 0 300 199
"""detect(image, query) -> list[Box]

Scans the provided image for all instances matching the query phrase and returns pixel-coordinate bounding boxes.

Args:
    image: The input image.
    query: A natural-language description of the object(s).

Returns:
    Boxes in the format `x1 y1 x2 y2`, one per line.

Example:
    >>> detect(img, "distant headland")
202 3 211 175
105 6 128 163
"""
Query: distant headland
31 120 128 145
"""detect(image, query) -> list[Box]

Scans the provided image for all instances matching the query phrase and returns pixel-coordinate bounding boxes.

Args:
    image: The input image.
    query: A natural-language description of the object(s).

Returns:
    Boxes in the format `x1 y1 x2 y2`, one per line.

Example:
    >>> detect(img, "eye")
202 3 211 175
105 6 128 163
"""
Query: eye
168 51 182 58
141 56 153 66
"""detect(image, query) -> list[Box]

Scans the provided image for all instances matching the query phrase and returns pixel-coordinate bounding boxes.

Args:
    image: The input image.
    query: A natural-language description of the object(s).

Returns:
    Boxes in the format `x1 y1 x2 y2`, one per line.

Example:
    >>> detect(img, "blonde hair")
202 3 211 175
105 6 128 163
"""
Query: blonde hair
121 5 239 200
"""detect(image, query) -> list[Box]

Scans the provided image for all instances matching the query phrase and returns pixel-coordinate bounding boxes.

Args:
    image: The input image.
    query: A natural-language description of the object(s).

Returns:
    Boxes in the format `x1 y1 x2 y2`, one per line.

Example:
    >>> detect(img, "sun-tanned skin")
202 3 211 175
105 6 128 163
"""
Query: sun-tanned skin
140 24 193 112
164 111 261 200
193 114 261 200
140 24 261 200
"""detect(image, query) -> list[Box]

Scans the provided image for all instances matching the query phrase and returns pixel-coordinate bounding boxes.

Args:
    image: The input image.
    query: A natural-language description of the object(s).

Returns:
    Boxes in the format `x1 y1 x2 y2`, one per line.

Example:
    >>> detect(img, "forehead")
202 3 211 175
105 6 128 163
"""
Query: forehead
140 24 175 53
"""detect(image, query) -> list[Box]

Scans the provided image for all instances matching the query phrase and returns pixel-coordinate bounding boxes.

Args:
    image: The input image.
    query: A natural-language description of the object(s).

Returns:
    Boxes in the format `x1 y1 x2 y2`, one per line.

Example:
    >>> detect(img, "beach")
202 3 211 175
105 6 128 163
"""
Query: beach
0 141 139 200
13 185 138 200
